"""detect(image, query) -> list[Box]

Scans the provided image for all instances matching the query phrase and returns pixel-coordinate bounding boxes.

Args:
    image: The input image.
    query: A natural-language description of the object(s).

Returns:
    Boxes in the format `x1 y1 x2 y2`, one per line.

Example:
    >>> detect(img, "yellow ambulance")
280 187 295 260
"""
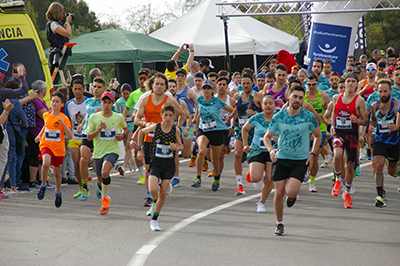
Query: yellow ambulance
0 1 52 101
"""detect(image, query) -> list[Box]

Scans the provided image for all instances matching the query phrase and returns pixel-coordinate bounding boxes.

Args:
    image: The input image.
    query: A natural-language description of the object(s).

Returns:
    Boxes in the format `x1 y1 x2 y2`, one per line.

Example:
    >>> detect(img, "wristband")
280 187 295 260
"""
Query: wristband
137 146 143 150
190 50 194 52
3 111 9 115
310 152 316 157
123 133 127 138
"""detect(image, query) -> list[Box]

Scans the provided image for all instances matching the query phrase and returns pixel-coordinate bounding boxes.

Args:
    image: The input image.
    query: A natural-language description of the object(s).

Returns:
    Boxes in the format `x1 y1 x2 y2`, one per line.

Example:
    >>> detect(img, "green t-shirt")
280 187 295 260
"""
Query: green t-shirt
126 88 147 109
87 112 127 159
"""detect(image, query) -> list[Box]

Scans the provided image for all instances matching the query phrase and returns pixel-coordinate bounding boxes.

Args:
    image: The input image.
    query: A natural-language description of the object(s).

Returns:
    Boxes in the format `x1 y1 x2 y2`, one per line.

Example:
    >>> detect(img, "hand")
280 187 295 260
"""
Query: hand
98 120 106 130
3 99 14 112
269 148 279 163
35 136 40 143
246 109 256 116
66 14 73 24
130 138 137 149
306 154 314 169
95 108 101 113
310 134 315 141
29 91 39 101
57 116 64 123
18 65 26 77
188 43 194 50
77 123 83 133
243 145 250 153
183 128 189 138
276 97 284 106
388 123 398 132
179 43 187 52
369 124 374 132
170 142 178 151
225 115 232 124
112 79 120 90
136 150 144 161
350 114 359 124
116 134 124 141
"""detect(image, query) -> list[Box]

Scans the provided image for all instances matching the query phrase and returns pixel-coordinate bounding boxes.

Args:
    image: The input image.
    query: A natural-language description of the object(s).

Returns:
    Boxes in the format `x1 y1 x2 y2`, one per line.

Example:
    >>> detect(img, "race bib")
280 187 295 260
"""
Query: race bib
378 120 393 134
45 129 61 142
147 131 154 137
156 143 173 158
336 117 352 129
100 128 116 140
238 115 249 127
72 126 83 140
202 119 217 132
259 137 266 149
126 115 134 124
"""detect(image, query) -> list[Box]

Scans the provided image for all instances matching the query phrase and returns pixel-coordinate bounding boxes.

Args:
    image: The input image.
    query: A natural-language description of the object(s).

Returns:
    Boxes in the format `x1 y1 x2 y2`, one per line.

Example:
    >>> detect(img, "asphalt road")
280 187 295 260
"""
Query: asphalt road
1 153 400 266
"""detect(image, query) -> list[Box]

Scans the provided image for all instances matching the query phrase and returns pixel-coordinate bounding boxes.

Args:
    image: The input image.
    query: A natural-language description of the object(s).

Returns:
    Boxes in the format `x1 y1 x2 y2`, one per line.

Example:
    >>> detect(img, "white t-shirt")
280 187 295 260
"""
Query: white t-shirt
49 20 61 33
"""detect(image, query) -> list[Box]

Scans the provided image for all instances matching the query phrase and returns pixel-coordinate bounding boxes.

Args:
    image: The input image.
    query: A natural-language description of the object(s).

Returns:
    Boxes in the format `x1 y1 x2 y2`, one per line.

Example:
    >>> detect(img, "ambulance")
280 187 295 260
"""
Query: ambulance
0 1 52 101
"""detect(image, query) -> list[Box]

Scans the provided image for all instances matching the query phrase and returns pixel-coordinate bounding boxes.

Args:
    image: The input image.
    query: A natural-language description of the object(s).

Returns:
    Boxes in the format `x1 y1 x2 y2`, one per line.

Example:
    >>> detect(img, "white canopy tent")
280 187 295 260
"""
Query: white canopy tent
150 0 299 71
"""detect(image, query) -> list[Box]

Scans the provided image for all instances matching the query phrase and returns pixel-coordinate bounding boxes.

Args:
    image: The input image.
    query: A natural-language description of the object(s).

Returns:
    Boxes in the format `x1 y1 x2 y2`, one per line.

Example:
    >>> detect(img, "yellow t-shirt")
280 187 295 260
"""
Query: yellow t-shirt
165 65 189 83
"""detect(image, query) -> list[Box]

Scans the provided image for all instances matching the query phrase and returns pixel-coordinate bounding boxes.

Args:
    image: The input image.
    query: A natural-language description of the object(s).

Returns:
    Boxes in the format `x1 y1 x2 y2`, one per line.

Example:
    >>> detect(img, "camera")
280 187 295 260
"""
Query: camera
49 47 63 68
13 67 18 74
183 44 189 50
61 12 75 25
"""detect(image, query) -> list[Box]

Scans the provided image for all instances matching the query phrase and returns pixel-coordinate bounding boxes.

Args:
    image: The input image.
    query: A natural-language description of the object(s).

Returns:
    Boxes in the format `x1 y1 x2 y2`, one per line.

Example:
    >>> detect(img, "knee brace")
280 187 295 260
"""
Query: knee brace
103 176 111 185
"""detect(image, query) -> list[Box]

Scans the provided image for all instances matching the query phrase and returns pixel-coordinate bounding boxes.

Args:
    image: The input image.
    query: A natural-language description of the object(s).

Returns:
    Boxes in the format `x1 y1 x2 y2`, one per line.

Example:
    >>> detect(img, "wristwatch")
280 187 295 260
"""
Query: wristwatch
137 146 143 150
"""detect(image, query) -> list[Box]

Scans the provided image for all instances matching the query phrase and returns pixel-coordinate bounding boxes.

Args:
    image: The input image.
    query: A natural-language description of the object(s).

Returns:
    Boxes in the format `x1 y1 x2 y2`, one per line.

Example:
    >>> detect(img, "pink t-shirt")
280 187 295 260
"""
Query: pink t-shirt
29 99 49 136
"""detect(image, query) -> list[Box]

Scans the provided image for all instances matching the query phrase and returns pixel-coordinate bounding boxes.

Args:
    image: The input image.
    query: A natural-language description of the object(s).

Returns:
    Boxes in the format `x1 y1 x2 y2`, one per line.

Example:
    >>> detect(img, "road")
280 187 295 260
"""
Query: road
1 153 400 266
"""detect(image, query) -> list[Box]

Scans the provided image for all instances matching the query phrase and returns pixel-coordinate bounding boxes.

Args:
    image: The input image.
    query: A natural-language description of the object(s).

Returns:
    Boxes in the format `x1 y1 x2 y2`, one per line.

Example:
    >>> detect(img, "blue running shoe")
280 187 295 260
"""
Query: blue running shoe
96 187 102 199
79 189 90 201
191 178 201 188
37 186 46 200
211 180 220 191
171 177 181 187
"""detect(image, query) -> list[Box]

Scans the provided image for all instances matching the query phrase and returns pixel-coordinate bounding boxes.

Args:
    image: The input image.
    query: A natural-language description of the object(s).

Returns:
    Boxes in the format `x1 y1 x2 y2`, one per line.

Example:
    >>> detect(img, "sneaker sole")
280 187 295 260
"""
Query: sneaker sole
100 208 109 215
117 168 124 176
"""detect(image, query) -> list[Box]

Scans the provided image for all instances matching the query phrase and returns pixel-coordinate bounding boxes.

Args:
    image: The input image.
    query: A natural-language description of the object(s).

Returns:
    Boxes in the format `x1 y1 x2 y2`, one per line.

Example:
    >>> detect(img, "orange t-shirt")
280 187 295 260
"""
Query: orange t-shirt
39 111 72 157
144 94 168 143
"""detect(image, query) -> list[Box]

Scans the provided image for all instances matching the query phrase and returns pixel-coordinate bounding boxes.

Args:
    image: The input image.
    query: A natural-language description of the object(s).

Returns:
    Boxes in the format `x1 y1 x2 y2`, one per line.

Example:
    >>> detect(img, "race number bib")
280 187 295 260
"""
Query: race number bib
100 128 116 140
238 115 249 127
202 119 217 131
156 143 173 158
126 115 134 124
336 117 352 129
147 131 154 137
378 120 393 134
72 125 83 140
259 137 266 149
45 129 61 142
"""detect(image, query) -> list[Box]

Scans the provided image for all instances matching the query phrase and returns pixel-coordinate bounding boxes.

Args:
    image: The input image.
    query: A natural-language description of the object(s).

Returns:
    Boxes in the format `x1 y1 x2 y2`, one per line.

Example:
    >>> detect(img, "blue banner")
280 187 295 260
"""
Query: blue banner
308 22 352 73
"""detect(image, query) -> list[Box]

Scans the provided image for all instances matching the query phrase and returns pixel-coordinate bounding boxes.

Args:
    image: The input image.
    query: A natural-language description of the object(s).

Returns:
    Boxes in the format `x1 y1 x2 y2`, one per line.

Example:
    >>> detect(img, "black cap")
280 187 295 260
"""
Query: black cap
194 72 204 79
176 68 187 75
199 58 214 69
138 69 149 76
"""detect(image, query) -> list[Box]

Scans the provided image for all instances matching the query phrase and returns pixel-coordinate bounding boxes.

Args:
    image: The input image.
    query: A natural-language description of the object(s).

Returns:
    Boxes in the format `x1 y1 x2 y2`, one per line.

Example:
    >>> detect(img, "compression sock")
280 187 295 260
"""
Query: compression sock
334 170 342 182
214 174 220 181
376 187 383 197
152 211 160 221
345 183 351 193
82 179 88 190
310 175 316 184
138 166 145 177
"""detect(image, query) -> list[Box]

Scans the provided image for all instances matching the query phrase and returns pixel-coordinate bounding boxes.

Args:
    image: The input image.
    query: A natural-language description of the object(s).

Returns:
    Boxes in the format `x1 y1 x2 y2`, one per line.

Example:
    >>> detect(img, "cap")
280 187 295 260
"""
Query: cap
345 73 359 82
292 65 300 71
199 58 214 69
0 73 5 81
366 62 377 71
256 72 266 79
194 72 204 79
202 81 212 89
330 72 340 78
138 69 149 76
386 66 395 73
176 68 187 75
101 91 115 102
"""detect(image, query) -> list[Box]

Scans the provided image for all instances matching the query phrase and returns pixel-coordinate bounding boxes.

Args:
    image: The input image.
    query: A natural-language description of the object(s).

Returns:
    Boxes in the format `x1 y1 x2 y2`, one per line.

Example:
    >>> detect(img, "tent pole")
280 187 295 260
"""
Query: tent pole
222 16 231 74
253 53 257 74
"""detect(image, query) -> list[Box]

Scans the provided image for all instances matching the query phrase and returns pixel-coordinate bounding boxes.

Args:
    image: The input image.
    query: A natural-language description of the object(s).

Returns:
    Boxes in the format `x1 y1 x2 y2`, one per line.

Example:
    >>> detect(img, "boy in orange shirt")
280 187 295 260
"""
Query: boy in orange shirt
35 91 72 208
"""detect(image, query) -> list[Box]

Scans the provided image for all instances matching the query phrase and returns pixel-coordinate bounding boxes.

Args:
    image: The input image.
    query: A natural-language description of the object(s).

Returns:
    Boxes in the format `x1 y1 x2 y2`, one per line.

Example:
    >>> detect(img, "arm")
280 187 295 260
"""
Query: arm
185 44 195 70
167 96 184 117
352 97 368 126
35 126 46 143
36 107 48 119
19 91 38 106
86 119 106 141
0 99 14 125
170 127 184 152
308 127 322 169
54 16 72 37
302 101 321 125
2 76 28 99
264 130 278 162
123 106 131 118
134 97 148 128
136 124 157 161
14 101 27 127
58 116 73 140
241 122 252 153
369 104 377 132
322 101 333 125
171 43 187 61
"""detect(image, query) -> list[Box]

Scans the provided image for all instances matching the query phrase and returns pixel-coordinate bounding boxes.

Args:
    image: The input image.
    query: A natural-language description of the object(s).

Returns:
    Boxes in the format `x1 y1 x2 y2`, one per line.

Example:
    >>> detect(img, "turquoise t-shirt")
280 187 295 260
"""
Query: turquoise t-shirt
82 97 102 134
326 89 339 100
391 85 400 100
115 97 135 131
197 96 228 132
366 86 400 111
247 113 270 161
268 108 319 160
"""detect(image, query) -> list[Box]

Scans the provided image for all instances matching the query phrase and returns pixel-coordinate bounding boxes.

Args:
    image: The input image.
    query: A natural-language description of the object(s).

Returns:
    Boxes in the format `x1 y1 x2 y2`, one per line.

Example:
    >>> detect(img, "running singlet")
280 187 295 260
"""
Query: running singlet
235 91 261 130
65 97 87 141
268 108 319 160
82 97 101 134
150 123 177 161
247 113 270 161
374 99 399 145
144 94 168 143
267 83 288 110
334 93 360 133
304 90 326 132
176 85 196 115
197 95 228 132
360 79 376 101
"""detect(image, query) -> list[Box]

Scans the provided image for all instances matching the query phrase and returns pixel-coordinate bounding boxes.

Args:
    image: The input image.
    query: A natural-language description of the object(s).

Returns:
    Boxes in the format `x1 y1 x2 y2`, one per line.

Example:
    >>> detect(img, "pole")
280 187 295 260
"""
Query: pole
222 16 231 75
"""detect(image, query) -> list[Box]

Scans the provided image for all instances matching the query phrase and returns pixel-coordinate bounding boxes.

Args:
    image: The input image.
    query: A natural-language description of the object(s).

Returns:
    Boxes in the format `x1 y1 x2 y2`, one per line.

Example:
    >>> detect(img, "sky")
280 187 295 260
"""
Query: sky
84 0 181 24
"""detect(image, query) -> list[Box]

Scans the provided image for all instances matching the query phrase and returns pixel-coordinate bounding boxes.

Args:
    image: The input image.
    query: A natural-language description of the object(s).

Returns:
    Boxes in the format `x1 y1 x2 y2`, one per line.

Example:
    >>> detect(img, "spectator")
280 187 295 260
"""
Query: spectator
165 43 194 81
0 99 14 199
186 61 200 88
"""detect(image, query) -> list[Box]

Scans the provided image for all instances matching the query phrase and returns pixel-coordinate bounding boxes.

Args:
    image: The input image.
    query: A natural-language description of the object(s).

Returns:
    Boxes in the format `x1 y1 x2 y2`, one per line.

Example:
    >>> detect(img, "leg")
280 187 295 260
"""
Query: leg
53 166 62 194
181 138 194 159
259 162 273 203
273 179 287 223
234 139 243 176
79 145 92 182
70 147 81 185
41 154 52 186
196 136 209 177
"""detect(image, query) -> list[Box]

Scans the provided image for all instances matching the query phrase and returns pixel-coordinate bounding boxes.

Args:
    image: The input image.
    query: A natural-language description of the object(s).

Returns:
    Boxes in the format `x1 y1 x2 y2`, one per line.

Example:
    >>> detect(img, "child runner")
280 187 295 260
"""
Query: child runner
35 91 72 208
137 103 183 231
86 92 128 215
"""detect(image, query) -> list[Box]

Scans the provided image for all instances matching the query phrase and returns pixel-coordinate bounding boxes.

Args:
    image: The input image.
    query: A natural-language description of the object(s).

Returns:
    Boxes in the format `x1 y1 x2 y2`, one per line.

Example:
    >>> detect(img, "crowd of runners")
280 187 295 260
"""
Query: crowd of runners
1 44 400 235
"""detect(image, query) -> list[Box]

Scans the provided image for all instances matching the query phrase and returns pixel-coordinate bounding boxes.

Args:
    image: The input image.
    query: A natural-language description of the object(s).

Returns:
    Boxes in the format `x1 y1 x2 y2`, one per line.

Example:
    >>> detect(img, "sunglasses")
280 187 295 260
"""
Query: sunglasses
367 68 376 72
352 71 360 75
330 77 340 82
307 82 318 86
139 77 148 81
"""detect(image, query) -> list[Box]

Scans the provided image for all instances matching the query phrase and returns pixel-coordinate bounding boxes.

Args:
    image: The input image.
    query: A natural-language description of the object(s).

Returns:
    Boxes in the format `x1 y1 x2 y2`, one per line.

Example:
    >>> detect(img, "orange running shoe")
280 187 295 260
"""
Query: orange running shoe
331 180 342 196
207 170 215 178
100 196 111 215
343 192 353 208
225 145 232 155
188 155 197 167
202 160 209 172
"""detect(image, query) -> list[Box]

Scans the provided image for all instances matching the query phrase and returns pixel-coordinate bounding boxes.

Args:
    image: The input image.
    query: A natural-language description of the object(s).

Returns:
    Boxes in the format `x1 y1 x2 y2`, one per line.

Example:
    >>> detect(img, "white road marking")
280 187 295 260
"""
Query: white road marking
128 161 371 266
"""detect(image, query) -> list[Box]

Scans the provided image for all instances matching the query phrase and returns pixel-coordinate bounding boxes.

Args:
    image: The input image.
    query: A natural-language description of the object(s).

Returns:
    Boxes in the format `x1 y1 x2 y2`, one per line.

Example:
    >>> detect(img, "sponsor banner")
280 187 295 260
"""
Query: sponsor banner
308 22 352 73
353 16 367 60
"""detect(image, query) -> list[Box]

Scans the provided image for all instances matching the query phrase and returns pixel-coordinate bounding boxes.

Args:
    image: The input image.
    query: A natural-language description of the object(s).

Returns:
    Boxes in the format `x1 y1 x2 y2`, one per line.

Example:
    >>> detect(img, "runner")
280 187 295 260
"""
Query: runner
86 92 128 215
369 79 400 207
35 91 72 208
191 81 234 191
264 85 321 235
263 64 289 112
242 95 275 213
331 73 368 208
137 103 183 231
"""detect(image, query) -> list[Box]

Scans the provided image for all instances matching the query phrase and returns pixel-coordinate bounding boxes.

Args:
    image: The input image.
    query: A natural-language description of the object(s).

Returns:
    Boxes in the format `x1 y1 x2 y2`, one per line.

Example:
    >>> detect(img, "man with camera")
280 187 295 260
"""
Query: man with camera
164 43 194 81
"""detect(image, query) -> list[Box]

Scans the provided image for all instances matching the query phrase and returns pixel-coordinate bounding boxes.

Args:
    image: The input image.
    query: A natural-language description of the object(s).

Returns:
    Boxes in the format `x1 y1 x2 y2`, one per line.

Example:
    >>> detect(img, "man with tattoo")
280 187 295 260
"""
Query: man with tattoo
369 79 400 207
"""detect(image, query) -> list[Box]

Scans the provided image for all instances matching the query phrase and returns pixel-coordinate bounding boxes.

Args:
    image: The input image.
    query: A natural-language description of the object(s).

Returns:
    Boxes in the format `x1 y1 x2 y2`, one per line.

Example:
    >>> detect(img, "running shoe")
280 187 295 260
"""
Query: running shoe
309 182 317 193
55 194 62 208
395 163 400 177
188 155 197 167
212 180 220 191
37 186 46 200
331 180 342 196
46 182 56 189
374 196 386 208
382 190 387 201
320 162 328 168
28 180 41 190
202 160 209 172
10 188 19 194
67 178 79 185
355 166 361 176
0 191 10 199
150 219 161 231
79 188 90 201
117 166 125 176
144 197 153 207
286 196 296 208
398 184 400 192
225 145 232 155
147 202 155 216
303 170 310 183
235 185 245 196
256 202 266 213
343 192 353 208
274 224 284 236
191 178 201 188
171 177 181 187
207 170 215 178
100 196 111 215
137 176 145 185
166 183 173 195
96 187 102 199
73 188 84 199
17 184 30 192
246 171 251 183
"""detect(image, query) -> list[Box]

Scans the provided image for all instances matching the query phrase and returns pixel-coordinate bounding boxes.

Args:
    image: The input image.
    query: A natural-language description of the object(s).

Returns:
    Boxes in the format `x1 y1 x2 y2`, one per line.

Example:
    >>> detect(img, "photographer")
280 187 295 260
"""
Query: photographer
46 2 73 73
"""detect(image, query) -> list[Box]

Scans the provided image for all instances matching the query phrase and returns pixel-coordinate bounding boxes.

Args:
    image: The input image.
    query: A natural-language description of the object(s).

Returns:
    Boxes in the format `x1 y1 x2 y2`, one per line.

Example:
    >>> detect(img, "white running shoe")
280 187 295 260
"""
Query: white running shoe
166 183 173 195
309 183 317 193
303 170 310 183
146 202 155 216
256 202 266 213
150 220 161 231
